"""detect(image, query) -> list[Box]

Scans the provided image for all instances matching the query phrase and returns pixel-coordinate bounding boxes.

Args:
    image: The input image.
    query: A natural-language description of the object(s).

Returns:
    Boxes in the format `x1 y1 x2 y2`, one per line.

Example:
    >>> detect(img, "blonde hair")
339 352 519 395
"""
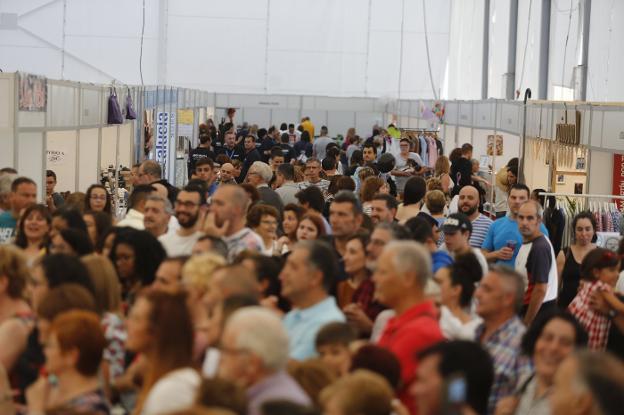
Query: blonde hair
0 245 29 299
182 252 227 291
435 155 450 176
426 177 443 192
320 370 394 415
425 190 447 215
81 254 121 314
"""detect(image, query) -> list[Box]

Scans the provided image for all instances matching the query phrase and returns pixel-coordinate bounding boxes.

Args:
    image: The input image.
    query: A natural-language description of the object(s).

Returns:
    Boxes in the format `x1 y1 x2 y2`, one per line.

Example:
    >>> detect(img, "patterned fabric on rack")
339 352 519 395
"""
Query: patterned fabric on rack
595 211 603 233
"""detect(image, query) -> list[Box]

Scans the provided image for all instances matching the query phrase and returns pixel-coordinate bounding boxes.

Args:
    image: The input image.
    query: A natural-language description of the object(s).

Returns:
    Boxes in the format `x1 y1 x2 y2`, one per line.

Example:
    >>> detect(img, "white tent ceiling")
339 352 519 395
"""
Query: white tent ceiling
1 0 624 101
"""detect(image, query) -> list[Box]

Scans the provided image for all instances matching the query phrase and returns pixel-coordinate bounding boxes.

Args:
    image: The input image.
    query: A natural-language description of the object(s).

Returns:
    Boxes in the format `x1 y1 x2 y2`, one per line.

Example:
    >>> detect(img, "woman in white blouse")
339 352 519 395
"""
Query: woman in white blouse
434 252 483 340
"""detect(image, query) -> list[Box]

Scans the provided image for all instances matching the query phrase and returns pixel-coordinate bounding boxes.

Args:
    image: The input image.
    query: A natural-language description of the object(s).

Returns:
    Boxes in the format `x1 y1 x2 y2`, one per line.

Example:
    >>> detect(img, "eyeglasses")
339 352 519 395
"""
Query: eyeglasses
261 219 278 226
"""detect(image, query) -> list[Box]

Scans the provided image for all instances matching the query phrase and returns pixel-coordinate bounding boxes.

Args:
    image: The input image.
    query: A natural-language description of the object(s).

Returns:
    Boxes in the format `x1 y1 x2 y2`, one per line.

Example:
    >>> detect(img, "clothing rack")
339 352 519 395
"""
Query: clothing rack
538 192 624 200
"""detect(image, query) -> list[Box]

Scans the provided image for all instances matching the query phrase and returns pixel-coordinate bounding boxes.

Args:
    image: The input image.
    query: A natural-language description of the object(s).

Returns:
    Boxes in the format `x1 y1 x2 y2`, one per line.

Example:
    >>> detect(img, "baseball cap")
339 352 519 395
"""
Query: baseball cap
442 213 472 234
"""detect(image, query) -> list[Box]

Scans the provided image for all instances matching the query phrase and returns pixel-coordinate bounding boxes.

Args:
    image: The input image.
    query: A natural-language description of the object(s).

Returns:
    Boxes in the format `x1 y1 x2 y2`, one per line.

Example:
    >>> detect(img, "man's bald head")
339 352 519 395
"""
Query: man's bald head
220 163 236 183
458 185 480 217
220 184 249 211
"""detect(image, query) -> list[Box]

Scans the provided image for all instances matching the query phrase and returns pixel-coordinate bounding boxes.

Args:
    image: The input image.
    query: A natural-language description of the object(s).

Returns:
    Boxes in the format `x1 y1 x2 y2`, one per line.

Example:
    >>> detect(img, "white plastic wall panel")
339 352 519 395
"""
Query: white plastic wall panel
458 102 474 126
587 150 613 194
497 102 521 135
0 128 14 168
81 88 102 126
355 112 383 136
327 111 356 139
118 123 133 169
100 126 118 170
487 0 513 98
0 77 14 129
600 109 624 152
0 0 160 84
443 125 457 153
586 1 624 101
78 128 99 192
242 108 271 129
444 102 459 125
446 0 485 99
46 130 77 193
457 126 473 145
166 0 268 93
589 108 604 149
47 84 78 128
514 0 545 96
473 102 496 129
271 109 300 128
266 0 368 96
547 1 581 97
17 132 44 199
18 111 45 128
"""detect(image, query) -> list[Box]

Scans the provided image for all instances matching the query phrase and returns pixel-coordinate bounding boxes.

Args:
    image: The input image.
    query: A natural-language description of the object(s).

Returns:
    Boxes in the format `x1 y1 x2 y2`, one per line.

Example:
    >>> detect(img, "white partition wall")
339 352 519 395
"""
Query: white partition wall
46 130 78 193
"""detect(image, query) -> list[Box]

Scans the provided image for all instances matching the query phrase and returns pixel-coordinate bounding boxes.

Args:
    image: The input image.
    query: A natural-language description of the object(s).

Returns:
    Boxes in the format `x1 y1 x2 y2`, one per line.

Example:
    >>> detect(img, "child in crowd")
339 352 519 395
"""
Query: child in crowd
314 322 357 377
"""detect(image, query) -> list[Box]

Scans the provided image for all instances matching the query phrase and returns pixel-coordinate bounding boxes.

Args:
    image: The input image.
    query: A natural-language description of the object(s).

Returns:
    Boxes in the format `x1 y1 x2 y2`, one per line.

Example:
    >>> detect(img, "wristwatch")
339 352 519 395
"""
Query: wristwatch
608 309 619 319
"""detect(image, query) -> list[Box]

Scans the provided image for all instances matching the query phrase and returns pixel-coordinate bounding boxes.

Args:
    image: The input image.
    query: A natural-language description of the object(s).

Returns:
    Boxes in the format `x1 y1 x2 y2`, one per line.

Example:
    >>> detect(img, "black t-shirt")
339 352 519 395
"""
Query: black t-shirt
217 145 245 162
188 147 216 178
279 143 296 163
450 157 473 196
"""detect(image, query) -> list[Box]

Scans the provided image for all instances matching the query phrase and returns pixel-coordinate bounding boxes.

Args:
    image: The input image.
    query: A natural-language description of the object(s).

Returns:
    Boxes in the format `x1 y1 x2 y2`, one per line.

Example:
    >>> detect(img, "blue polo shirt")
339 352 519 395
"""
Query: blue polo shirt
283 296 345 360
481 215 549 267
0 211 17 244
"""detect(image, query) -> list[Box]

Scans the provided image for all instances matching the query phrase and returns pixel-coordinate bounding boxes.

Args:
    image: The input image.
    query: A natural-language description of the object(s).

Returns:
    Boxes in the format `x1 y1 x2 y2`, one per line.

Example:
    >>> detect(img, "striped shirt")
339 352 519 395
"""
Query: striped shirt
470 214 493 248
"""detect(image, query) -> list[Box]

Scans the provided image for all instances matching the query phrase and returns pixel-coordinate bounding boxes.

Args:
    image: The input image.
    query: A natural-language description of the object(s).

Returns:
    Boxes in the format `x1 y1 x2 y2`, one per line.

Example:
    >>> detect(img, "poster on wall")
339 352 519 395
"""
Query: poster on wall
19 73 47 111
613 154 624 210
487 135 503 156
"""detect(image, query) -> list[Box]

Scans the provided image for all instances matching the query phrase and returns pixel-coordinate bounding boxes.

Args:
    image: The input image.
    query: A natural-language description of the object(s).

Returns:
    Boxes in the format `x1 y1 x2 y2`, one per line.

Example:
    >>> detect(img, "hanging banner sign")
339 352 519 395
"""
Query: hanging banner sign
613 154 624 210
19 73 47 111
156 112 172 179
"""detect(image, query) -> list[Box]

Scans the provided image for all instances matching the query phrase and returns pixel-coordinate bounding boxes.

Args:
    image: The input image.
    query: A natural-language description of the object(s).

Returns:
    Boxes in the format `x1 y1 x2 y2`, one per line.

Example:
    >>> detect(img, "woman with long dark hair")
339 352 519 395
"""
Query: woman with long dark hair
14 204 51 261
340 232 384 337
127 290 199 415
83 210 113 251
557 212 597 308
85 184 112 216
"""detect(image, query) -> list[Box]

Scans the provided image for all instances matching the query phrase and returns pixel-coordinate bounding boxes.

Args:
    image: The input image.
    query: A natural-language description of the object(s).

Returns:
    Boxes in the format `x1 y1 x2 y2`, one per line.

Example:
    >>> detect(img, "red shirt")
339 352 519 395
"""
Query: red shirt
377 301 444 415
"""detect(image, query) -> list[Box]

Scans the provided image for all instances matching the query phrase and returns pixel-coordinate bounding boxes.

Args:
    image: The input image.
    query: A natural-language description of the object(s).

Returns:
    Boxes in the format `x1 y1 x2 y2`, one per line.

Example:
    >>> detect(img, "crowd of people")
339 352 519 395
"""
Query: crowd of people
0 116 623 415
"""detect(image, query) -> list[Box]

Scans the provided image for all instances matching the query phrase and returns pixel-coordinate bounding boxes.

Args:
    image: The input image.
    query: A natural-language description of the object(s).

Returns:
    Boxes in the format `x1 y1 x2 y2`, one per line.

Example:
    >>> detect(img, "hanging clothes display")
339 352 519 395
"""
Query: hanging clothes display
539 193 624 251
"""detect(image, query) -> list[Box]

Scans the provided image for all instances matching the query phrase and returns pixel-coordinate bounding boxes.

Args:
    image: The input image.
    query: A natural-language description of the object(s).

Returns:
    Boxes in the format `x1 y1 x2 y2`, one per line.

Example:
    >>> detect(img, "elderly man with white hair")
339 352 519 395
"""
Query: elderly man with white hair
218 307 311 415
247 161 283 215
374 240 444 415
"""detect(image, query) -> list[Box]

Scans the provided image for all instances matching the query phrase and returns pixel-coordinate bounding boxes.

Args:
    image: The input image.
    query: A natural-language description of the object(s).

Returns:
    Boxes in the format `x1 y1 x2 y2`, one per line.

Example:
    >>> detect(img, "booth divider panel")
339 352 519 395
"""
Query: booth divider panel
78 128 99 192
18 132 44 199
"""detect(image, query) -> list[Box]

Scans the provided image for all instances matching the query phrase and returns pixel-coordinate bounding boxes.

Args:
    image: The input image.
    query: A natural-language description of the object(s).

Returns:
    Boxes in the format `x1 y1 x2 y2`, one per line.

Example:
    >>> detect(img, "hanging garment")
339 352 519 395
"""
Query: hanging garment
419 135 428 167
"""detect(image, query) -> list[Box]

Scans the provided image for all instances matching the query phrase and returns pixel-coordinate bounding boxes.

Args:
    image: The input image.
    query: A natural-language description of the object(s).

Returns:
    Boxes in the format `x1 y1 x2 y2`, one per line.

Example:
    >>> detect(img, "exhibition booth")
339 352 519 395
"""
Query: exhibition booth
2 71 624 206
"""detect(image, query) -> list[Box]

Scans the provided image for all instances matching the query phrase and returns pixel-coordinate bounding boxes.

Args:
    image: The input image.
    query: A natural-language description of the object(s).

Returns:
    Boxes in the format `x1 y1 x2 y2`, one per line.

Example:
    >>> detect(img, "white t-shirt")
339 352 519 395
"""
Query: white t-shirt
439 306 483 340
158 231 203 257
141 368 201 415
